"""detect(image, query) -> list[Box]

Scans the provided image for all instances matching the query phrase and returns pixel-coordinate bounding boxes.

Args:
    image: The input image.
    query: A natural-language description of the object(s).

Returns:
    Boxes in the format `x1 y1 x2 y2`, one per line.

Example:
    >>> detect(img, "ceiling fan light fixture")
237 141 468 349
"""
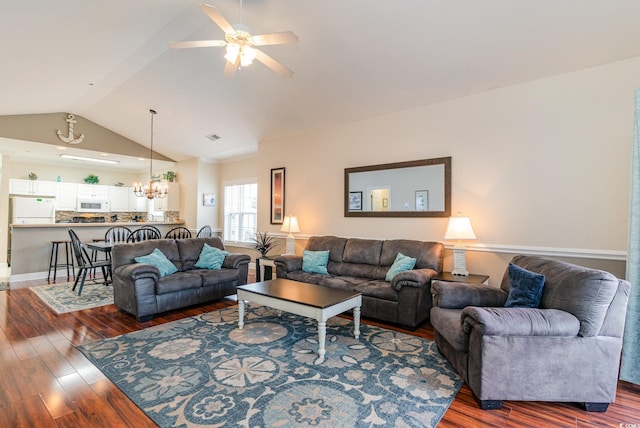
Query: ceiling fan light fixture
240 46 256 66
225 43 240 63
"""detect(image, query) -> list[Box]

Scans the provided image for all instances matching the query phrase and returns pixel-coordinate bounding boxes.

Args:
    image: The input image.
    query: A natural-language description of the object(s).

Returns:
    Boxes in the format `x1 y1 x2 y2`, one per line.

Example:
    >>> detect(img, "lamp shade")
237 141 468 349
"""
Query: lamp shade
444 216 477 240
280 215 300 234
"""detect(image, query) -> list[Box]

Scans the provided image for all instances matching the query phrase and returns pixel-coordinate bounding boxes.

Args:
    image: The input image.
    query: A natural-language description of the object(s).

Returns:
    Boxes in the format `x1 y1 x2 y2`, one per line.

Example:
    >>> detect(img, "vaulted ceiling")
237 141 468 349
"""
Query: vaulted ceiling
2 0 640 168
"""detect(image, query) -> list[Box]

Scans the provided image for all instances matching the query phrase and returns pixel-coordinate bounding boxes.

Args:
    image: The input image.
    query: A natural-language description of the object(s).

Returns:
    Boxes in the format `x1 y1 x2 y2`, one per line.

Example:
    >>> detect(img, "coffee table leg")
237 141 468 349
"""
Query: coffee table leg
316 321 326 364
238 299 245 329
353 306 361 339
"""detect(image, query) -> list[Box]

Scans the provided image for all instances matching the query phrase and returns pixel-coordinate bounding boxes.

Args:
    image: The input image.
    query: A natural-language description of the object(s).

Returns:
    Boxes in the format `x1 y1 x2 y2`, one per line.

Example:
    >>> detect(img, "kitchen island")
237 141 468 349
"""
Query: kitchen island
9 221 186 281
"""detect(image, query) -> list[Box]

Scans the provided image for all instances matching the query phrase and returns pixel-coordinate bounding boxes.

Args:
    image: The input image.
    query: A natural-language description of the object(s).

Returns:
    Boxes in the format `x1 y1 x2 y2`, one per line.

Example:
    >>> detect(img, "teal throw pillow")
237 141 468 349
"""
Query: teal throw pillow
302 250 330 275
385 252 417 281
194 243 230 270
504 263 546 308
134 248 178 277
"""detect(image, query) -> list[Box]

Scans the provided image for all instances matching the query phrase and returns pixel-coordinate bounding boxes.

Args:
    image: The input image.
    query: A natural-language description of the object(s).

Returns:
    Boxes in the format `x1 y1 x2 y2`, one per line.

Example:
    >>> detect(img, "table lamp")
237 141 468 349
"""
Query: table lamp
280 215 300 255
444 214 477 276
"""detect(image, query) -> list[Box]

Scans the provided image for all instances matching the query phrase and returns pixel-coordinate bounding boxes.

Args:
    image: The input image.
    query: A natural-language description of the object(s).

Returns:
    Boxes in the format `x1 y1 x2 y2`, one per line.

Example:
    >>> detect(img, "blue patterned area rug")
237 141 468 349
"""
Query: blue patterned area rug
78 305 462 427
30 282 114 314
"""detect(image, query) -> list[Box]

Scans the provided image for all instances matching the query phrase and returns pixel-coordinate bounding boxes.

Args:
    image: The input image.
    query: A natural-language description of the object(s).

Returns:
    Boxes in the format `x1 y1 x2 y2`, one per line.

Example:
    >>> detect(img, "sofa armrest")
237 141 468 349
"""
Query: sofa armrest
431 281 507 309
274 255 303 273
222 253 251 269
113 263 160 282
462 307 581 336
391 268 437 291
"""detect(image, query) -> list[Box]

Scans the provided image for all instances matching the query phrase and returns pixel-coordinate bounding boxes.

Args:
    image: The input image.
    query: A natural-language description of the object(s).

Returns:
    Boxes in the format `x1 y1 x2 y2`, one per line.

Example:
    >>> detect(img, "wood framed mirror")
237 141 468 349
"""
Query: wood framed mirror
344 157 451 217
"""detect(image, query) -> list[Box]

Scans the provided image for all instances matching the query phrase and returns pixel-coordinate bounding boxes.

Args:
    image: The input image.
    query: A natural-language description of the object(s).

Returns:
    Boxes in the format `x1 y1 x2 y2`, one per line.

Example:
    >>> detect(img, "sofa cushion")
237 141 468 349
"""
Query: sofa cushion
194 244 229 270
155 272 202 294
305 236 347 263
355 280 399 302
176 237 227 271
343 238 383 265
430 307 468 352
381 239 444 271
328 261 388 280
385 252 417 281
193 268 241 287
504 263 545 308
302 250 330 274
135 248 178 277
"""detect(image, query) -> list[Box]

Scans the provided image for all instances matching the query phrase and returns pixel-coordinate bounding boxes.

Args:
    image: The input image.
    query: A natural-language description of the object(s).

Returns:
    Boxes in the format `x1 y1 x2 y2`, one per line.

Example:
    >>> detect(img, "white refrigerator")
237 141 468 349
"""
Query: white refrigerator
11 196 56 224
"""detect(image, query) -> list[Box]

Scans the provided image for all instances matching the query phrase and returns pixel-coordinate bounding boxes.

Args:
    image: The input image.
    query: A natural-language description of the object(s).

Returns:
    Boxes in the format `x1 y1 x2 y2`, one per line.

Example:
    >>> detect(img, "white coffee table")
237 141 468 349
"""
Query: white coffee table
237 278 362 364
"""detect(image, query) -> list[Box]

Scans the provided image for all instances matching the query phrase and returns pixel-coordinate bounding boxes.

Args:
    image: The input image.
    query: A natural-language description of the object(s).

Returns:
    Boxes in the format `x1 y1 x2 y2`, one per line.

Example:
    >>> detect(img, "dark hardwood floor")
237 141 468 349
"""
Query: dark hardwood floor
1 274 639 427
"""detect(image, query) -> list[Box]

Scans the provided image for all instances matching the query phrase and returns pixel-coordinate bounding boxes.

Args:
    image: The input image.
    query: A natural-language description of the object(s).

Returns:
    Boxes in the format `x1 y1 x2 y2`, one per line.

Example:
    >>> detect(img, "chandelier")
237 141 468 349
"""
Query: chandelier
134 109 168 200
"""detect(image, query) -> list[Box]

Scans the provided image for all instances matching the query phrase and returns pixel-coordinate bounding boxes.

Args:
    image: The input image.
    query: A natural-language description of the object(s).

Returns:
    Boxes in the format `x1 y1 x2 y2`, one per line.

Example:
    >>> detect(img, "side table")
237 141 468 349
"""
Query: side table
434 271 489 285
256 257 277 282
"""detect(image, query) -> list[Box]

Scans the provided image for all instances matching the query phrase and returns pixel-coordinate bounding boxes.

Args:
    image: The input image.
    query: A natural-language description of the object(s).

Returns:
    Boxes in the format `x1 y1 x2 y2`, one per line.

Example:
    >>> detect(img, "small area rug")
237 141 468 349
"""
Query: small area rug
31 282 114 314
0 282 9 291
78 305 462 427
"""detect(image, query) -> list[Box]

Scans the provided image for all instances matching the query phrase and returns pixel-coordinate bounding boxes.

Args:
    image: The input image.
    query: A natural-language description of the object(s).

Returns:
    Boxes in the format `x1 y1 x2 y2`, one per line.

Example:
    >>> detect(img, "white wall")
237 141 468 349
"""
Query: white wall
219 57 639 283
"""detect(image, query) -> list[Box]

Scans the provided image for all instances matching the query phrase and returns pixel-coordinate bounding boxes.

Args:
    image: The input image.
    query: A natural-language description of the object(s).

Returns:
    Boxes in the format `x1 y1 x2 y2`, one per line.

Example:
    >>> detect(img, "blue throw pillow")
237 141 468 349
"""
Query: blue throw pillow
134 248 178 277
194 243 230 270
504 263 546 308
385 252 417 281
302 250 330 274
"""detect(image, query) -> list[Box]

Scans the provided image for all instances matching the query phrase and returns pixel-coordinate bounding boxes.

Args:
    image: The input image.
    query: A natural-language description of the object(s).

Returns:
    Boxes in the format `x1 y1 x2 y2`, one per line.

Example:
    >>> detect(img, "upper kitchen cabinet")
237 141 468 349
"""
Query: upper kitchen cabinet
77 183 109 199
155 182 180 212
9 179 57 196
128 189 148 212
109 186 130 211
55 182 78 211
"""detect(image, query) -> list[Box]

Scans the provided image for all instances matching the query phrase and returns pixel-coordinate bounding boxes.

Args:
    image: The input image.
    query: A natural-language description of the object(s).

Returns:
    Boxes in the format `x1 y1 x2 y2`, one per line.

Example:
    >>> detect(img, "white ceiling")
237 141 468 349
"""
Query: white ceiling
2 0 640 168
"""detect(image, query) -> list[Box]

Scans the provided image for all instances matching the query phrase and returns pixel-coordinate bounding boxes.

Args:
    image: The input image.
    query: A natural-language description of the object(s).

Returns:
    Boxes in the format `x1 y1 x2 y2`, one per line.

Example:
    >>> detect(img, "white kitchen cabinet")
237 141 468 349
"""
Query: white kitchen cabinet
77 183 109 199
9 179 57 196
129 189 148 212
55 182 78 211
155 182 180 212
109 186 130 211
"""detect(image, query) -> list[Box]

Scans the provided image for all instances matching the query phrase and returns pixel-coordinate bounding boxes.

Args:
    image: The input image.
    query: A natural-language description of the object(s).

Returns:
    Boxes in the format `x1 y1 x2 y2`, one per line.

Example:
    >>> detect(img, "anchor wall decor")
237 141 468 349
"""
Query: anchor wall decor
56 114 85 144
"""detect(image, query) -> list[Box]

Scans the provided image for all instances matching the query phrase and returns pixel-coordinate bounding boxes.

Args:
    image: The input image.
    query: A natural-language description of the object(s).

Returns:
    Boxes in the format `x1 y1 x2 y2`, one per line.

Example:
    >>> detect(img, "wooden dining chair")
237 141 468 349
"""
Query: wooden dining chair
68 229 112 296
196 225 213 238
165 226 192 239
127 226 162 242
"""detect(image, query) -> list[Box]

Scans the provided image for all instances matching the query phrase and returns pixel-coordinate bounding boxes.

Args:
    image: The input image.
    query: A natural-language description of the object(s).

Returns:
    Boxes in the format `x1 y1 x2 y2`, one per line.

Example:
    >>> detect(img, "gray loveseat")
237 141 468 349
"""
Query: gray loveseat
275 236 444 327
112 237 250 321
430 255 630 411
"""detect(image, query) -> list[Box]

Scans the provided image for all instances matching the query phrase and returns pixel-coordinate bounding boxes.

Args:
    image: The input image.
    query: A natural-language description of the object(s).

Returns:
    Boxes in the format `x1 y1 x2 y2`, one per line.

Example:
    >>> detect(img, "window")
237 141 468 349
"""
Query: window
223 181 257 243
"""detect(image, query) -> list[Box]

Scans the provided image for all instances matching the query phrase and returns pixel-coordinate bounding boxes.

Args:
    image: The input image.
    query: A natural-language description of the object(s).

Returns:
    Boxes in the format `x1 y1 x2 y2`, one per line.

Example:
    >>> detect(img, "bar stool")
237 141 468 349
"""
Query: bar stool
48 240 75 282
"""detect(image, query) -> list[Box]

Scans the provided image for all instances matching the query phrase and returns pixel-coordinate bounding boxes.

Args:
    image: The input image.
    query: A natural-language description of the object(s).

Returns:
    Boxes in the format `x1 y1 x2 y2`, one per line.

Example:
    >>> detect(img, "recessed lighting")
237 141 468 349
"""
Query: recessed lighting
60 154 119 164
56 146 67 151
100 152 109 157
138 158 146 161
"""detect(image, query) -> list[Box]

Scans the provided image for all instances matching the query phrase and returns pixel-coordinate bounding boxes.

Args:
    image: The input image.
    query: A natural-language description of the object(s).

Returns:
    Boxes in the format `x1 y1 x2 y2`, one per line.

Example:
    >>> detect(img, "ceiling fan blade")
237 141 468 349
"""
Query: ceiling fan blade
255 49 293 78
252 31 299 46
223 56 239 78
169 40 226 49
200 3 235 34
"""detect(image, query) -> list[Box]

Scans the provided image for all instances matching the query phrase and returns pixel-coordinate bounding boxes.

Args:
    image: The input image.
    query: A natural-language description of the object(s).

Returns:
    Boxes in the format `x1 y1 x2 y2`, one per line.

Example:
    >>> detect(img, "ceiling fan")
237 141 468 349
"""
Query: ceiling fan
169 2 298 78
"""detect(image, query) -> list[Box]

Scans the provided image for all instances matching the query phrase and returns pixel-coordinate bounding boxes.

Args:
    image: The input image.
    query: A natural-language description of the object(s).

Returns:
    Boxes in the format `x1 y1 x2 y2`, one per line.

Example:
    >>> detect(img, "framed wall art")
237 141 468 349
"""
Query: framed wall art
349 191 363 211
270 167 285 224
203 193 216 207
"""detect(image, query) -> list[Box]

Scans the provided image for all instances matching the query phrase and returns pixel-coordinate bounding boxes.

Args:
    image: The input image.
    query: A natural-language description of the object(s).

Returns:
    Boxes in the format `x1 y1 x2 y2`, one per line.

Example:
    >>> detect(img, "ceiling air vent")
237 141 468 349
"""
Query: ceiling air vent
206 133 220 142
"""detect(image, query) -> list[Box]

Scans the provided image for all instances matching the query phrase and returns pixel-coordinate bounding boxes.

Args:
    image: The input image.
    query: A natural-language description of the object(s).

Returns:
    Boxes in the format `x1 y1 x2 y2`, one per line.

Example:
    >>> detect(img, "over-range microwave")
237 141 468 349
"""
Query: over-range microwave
77 199 110 213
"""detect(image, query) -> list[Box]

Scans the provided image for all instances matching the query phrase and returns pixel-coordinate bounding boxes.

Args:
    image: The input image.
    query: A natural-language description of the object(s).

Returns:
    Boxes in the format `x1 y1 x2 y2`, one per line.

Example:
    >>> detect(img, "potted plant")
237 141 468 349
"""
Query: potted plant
163 171 177 182
83 174 99 184
27 172 38 180
251 231 276 257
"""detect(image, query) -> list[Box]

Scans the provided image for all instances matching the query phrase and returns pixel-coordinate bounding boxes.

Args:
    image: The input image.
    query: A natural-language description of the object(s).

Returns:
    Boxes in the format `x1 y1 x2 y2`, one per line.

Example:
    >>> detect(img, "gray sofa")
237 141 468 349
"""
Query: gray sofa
430 255 630 411
112 237 250 321
275 236 444 327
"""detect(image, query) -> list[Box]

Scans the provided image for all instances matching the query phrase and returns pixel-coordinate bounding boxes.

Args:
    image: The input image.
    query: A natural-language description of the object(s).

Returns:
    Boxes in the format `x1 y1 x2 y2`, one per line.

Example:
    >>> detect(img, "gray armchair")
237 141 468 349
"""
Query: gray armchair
430 255 630 411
